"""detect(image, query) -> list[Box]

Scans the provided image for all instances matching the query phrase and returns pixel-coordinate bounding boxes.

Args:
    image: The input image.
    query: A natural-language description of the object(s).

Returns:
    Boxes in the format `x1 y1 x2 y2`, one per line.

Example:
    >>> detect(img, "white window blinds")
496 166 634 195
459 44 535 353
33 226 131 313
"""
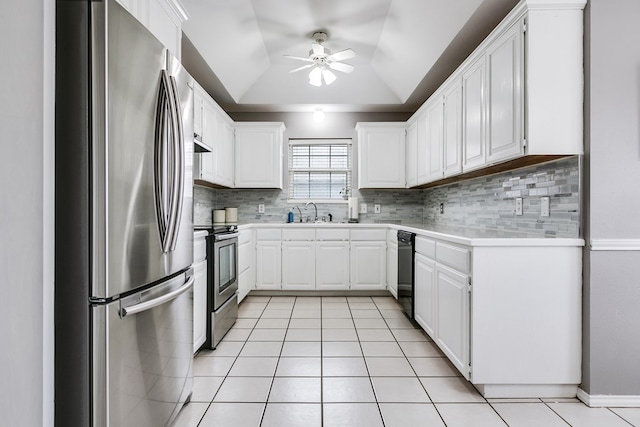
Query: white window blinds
288 139 352 201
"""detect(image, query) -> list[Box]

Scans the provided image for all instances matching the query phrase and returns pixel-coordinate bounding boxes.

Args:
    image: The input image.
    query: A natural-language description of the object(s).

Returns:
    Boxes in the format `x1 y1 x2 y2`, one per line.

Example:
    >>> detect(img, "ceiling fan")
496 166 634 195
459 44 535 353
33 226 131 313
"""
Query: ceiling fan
285 32 356 87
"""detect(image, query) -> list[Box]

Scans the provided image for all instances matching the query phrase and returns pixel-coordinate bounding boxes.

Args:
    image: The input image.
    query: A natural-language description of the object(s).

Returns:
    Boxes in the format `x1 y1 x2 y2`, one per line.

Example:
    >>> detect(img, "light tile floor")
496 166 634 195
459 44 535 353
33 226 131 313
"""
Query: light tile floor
172 295 640 427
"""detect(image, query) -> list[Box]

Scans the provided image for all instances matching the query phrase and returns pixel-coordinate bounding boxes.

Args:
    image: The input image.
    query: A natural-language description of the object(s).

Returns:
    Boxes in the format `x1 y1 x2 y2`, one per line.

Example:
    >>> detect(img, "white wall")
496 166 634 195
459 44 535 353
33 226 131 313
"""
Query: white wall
582 0 640 397
0 1 55 426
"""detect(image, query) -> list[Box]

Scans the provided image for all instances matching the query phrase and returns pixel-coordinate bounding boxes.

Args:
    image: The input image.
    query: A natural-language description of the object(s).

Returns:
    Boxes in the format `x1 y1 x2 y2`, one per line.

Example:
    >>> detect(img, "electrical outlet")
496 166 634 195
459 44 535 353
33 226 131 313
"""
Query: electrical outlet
359 203 367 214
515 197 523 216
439 203 444 214
374 204 381 214
541 197 550 217
258 203 265 214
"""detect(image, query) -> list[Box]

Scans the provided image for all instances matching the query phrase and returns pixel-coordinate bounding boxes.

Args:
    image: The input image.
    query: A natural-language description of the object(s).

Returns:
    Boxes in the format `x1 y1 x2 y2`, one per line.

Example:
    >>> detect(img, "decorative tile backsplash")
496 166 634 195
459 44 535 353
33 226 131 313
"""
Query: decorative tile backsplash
194 156 580 238
423 156 581 237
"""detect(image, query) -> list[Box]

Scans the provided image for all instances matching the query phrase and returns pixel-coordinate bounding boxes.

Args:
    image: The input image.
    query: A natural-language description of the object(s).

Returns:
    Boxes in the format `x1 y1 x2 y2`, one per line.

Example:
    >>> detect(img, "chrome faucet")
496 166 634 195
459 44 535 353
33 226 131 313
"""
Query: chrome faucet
294 206 302 223
305 201 318 222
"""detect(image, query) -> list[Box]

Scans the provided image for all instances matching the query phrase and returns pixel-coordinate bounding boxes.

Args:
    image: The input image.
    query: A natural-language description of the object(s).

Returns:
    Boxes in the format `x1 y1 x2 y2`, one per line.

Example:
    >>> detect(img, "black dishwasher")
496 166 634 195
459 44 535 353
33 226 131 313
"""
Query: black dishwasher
397 230 416 319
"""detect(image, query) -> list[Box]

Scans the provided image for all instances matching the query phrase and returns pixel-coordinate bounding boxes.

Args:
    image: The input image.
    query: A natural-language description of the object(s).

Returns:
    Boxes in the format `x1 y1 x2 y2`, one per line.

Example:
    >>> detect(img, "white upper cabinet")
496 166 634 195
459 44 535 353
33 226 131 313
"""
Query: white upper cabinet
115 0 188 59
416 112 429 185
405 0 584 183
486 21 524 164
462 56 487 172
235 122 285 189
405 121 418 188
193 83 235 187
425 99 445 182
356 123 406 189
443 79 463 177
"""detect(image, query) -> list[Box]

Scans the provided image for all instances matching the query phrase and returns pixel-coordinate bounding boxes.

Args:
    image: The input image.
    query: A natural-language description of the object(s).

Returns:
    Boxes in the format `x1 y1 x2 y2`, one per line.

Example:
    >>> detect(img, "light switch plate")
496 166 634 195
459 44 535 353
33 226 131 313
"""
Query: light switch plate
374 204 381 214
515 198 523 216
540 197 550 217
258 203 265 214
359 203 367 214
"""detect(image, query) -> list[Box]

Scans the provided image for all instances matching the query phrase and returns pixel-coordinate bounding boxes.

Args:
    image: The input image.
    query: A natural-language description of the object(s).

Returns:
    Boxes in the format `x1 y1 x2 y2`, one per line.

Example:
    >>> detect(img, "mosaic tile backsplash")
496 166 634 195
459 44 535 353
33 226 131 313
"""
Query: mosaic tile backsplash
423 156 580 237
194 156 580 238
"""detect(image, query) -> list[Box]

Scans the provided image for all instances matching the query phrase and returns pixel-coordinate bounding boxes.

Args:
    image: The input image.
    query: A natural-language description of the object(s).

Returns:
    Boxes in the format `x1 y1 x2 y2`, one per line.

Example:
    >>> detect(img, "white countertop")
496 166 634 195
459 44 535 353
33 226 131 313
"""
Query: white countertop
206 222 586 248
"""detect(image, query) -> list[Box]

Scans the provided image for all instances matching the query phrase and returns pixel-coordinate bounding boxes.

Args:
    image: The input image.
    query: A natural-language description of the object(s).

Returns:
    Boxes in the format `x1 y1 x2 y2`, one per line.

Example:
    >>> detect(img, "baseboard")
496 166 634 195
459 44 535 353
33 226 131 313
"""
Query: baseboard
577 388 640 407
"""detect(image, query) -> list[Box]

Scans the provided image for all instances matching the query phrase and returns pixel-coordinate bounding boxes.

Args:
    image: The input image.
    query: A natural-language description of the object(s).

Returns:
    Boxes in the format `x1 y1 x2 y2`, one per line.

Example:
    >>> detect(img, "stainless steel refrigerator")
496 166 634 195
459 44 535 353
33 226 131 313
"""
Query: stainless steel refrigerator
55 1 194 425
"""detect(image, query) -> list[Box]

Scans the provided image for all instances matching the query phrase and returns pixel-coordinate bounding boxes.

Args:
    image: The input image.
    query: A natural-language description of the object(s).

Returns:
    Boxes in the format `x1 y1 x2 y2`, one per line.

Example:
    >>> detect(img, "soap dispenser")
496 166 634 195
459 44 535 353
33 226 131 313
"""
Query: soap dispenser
287 209 294 223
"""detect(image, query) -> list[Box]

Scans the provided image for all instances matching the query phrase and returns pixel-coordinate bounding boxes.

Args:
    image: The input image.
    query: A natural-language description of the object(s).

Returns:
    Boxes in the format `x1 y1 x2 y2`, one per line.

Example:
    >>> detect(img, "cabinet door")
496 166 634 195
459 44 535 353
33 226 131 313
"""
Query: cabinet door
316 241 350 290
350 241 387 290
256 242 281 289
443 79 463 177
192 259 207 353
462 56 487 172
425 99 444 182
414 253 436 337
486 22 524 164
357 125 405 188
237 232 254 303
416 114 429 185
405 122 418 188
193 88 203 141
386 242 398 298
214 117 234 188
282 242 315 290
198 99 218 182
436 264 470 379
235 124 284 188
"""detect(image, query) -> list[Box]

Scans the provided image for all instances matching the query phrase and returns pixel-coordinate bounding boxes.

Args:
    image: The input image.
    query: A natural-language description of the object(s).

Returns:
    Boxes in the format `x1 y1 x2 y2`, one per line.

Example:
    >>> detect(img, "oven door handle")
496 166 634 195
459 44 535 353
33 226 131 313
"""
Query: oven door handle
215 233 239 241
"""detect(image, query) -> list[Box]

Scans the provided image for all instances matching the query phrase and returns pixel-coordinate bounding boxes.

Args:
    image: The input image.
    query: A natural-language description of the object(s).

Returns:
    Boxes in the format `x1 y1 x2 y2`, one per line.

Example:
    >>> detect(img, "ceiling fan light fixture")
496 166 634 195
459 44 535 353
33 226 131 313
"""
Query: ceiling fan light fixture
322 69 336 85
309 67 322 86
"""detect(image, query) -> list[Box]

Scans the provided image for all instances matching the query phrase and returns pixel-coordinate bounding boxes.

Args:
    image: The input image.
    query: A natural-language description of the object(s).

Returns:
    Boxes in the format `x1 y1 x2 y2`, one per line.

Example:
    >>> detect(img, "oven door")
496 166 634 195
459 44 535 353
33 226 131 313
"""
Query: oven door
213 233 238 311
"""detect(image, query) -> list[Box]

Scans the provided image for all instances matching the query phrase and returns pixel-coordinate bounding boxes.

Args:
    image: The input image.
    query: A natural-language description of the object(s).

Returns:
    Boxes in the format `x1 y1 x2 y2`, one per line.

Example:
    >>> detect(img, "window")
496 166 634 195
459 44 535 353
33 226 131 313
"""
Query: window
288 139 352 202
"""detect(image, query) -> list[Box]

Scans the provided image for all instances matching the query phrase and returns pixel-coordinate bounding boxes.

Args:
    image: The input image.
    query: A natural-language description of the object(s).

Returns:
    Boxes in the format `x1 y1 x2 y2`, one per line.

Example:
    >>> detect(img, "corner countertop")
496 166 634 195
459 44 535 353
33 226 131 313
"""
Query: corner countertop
194 222 585 248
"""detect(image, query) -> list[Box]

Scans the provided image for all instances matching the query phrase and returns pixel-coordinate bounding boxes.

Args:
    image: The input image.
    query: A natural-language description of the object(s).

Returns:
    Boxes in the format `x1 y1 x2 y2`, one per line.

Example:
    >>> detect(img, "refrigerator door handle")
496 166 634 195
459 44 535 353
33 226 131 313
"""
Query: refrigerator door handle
167 73 184 252
120 274 194 318
153 70 185 253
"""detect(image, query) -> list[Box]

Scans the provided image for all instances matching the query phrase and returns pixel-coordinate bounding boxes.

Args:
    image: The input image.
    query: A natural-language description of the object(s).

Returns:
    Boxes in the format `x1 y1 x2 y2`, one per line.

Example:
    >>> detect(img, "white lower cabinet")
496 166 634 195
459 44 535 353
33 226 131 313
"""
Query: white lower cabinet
282 242 315 290
193 231 208 353
350 241 386 290
237 229 255 303
256 241 281 289
435 264 470 379
414 252 436 337
316 241 350 290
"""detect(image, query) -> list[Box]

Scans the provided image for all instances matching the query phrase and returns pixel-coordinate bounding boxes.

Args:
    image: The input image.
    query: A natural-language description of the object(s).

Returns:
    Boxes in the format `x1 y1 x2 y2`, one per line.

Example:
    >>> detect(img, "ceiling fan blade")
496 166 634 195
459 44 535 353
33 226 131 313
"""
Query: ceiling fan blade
284 55 313 62
329 62 354 74
330 48 356 62
289 64 315 73
311 43 325 56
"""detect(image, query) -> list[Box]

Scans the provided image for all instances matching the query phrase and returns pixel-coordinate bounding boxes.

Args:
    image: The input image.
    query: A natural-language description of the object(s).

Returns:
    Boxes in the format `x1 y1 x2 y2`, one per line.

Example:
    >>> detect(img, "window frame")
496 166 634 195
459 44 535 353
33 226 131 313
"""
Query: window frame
287 138 352 204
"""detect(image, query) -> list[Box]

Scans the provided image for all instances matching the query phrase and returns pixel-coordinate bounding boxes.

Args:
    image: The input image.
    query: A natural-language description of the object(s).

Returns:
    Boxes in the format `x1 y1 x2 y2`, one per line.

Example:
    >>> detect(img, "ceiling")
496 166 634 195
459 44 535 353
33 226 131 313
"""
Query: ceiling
180 0 520 114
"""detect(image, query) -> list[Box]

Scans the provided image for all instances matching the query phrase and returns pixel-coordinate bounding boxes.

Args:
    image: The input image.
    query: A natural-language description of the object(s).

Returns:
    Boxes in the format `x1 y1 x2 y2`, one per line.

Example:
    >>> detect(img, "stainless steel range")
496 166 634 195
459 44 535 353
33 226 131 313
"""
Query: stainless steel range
205 225 239 348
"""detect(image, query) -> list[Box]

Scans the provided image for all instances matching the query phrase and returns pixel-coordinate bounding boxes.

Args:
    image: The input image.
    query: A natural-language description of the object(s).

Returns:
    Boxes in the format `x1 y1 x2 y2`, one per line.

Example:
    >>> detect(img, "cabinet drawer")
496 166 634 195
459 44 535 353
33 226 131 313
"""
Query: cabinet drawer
436 242 470 274
256 228 282 241
238 229 253 244
415 236 436 258
317 229 350 241
351 229 387 241
282 228 316 241
194 235 207 262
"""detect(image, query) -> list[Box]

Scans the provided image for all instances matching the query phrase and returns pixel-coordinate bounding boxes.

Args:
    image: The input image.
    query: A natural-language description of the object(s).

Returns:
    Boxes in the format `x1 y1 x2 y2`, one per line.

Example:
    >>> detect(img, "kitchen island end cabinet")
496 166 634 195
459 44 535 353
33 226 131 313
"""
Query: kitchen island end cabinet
412 233 583 398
